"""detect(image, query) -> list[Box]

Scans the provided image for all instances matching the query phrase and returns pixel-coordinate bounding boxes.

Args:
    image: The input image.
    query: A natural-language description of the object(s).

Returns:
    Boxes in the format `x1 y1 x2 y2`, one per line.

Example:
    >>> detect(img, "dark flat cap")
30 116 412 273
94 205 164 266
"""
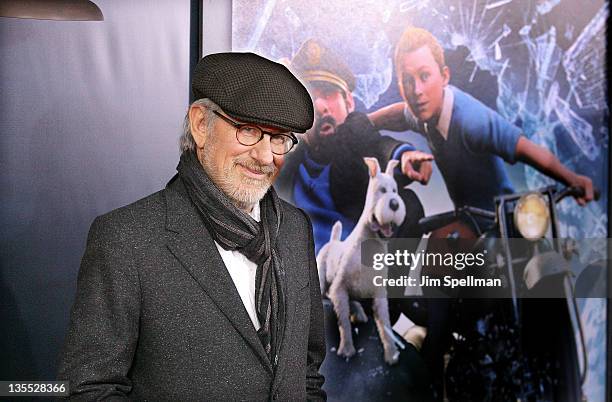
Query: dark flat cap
290 39 356 94
191 52 314 133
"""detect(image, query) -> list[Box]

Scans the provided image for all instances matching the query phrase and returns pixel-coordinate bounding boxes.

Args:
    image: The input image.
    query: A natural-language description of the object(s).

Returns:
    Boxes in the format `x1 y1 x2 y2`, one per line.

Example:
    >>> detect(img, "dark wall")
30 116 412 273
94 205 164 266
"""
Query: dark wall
0 0 190 380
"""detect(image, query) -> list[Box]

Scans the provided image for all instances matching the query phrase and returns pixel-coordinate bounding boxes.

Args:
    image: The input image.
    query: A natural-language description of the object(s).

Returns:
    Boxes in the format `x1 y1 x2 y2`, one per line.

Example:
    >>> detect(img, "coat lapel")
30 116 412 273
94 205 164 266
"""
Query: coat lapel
163 176 273 374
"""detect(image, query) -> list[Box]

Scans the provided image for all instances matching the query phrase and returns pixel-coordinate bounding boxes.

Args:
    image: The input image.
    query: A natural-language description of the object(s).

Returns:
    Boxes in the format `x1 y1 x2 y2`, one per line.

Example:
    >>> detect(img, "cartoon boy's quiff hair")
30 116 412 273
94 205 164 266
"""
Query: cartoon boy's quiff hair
394 27 446 100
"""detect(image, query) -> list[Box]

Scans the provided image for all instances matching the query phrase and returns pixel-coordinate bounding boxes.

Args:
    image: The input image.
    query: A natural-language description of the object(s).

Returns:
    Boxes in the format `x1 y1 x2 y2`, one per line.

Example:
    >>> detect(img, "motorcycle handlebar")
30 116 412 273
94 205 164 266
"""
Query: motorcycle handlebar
554 186 601 203
418 186 599 234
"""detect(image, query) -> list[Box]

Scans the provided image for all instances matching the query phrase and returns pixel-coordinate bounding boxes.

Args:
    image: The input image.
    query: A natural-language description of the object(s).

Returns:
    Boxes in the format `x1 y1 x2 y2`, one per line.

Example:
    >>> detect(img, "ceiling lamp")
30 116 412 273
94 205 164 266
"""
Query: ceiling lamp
0 0 103 21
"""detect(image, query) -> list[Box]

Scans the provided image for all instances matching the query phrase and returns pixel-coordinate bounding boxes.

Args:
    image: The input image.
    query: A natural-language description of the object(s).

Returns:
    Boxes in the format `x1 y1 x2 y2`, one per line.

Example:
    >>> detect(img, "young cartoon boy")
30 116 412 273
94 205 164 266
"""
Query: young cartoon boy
370 27 594 211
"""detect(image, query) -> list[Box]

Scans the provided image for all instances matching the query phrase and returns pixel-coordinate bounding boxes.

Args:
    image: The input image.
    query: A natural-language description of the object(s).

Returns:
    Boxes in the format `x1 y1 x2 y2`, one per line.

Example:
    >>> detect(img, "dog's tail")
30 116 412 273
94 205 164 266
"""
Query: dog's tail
330 221 342 242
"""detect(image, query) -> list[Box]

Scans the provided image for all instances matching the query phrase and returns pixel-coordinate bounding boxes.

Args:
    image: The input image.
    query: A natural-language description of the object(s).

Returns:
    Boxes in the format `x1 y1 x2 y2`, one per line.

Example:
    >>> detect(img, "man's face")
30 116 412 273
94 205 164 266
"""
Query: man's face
399 46 449 123
195 108 285 209
305 82 355 160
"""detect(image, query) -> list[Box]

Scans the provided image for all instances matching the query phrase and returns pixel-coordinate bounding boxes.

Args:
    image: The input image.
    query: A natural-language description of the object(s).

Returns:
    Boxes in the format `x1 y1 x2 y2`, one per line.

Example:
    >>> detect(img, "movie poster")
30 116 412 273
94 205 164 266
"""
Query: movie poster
233 1 608 400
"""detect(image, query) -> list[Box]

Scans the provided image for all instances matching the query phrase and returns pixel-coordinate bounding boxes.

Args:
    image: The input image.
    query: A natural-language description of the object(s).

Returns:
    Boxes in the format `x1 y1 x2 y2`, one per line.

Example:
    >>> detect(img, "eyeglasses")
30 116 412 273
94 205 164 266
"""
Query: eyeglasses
212 110 298 155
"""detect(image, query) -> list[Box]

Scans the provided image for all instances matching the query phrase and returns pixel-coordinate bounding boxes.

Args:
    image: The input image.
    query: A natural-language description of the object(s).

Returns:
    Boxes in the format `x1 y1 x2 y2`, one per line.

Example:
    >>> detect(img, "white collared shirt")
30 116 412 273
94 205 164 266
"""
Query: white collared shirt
214 202 261 330
432 86 454 140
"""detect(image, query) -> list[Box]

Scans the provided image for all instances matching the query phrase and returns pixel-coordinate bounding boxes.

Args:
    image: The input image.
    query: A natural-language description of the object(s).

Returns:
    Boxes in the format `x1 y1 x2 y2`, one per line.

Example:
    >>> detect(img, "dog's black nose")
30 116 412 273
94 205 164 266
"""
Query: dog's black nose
389 199 399 211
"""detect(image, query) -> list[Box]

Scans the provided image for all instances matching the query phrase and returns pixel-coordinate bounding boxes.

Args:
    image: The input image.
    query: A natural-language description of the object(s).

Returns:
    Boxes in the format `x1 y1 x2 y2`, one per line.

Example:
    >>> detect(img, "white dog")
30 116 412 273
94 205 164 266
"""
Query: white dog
317 158 406 365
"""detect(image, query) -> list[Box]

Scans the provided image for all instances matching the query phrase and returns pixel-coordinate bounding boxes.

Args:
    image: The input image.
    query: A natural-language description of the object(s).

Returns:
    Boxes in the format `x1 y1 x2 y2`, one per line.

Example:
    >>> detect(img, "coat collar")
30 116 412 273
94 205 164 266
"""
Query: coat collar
163 175 274 373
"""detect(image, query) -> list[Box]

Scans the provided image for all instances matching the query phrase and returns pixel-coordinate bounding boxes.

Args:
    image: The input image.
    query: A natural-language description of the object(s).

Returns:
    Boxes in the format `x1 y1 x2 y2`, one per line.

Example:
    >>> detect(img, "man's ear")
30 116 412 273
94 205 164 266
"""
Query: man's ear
345 91 355 114
441 65 450 86
188 105 208 149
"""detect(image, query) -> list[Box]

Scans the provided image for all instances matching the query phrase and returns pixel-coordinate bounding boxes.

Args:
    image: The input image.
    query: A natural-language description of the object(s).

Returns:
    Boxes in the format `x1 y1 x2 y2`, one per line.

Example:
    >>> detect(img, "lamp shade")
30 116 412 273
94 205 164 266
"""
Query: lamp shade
0 0 103 21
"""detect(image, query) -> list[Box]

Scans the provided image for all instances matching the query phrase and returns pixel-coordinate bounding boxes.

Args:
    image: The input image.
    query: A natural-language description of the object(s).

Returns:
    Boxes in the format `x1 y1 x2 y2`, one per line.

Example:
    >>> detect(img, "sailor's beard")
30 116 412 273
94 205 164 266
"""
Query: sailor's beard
308 115 339 164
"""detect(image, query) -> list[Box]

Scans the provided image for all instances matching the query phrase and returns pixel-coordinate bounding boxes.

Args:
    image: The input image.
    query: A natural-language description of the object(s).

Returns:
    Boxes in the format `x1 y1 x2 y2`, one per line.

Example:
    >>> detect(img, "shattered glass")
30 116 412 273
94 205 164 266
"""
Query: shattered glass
536 0 561 15
554 94 600 161
562 3 608 111
353 31 394 108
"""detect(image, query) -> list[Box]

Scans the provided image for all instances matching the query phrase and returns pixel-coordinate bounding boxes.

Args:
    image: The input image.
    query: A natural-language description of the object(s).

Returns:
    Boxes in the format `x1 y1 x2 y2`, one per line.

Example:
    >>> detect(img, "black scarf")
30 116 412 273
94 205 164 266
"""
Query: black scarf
177 150 285 363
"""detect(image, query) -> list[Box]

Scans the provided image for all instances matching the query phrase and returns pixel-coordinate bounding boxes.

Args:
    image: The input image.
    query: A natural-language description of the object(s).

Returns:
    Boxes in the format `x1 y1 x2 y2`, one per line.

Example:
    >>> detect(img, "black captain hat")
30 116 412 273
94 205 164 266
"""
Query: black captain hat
290 39 356 95
191 52 314 133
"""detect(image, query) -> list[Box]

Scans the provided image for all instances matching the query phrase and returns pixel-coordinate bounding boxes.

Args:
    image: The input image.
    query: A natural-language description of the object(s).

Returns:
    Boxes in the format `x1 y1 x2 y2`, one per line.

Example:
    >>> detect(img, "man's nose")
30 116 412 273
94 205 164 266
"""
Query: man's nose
414 80 424 96
313 97 329 116
249 135 274 165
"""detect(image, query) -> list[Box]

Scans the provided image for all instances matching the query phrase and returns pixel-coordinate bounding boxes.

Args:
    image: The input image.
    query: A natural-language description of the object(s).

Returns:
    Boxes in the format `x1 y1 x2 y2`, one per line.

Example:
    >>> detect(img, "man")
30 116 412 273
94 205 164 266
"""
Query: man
370 26 594 400
275 39 433 255
58 53 326 401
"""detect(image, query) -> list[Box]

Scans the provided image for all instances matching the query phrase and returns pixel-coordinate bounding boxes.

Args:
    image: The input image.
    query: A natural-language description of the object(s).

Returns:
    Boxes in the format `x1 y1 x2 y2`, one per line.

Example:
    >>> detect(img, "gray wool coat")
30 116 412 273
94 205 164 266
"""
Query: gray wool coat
58 176 327 401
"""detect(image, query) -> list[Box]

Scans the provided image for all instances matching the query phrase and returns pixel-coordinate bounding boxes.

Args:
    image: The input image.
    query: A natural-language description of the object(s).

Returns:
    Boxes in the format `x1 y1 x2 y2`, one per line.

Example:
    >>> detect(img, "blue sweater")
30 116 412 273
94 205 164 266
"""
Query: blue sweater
425 86 522 212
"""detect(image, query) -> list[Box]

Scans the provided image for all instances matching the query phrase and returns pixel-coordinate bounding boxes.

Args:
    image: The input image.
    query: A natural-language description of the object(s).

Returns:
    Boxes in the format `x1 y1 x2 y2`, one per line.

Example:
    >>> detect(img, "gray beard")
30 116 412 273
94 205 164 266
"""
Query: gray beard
197 147 273 213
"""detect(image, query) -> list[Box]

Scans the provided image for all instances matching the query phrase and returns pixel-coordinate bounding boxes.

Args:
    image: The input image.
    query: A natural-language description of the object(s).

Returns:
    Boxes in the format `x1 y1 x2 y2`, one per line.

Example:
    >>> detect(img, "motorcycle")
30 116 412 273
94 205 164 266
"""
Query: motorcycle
402 185 600 401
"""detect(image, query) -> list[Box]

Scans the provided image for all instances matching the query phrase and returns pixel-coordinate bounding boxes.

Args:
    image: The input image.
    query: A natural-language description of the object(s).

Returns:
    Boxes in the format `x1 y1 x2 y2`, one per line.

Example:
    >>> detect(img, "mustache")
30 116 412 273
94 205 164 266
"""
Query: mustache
315 115 337 132
234 157 277 175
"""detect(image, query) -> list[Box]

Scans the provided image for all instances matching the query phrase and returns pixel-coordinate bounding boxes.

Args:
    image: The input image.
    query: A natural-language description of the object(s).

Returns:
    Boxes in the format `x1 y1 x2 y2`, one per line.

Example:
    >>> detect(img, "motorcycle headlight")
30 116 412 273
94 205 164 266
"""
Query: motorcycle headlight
514 193 550 240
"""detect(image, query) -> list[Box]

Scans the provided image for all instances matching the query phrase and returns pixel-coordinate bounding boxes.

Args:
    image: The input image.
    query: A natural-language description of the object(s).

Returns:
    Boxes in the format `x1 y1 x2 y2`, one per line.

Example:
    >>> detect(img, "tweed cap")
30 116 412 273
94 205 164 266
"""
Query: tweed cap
290 39 356 94
191 52 314 133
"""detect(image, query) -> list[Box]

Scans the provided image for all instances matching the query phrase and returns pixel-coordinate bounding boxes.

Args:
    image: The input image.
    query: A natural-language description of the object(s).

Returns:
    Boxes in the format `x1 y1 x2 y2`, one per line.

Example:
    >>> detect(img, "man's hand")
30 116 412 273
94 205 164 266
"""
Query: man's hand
400 150 433 184
515 137 595 207
569 174 594 206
